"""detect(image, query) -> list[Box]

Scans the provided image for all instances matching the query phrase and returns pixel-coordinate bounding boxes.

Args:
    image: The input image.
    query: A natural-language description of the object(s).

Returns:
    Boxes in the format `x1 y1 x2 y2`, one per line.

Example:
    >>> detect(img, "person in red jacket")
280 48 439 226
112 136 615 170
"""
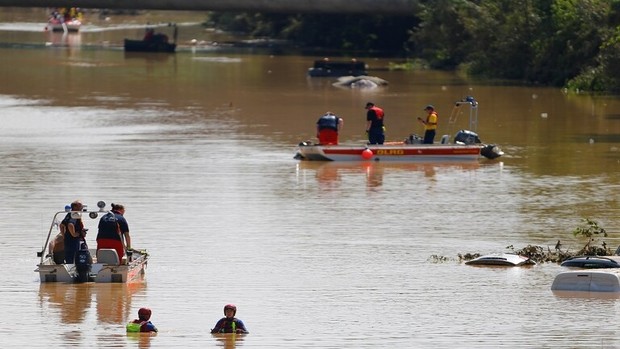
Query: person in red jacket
316 112 344 145
365 102 385 144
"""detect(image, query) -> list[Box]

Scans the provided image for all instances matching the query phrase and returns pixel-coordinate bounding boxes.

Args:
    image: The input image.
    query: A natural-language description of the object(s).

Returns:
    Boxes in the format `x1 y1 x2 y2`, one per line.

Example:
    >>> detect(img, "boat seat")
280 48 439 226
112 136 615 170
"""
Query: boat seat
440 134 450 144
97 249 120 265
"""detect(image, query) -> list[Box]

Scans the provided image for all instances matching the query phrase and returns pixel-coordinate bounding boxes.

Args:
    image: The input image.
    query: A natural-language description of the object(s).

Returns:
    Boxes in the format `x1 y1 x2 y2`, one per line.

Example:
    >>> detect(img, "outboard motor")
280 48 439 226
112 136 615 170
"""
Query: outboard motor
74 242 92 283
454 130 481 145
480 144 504 159
455 130 504 159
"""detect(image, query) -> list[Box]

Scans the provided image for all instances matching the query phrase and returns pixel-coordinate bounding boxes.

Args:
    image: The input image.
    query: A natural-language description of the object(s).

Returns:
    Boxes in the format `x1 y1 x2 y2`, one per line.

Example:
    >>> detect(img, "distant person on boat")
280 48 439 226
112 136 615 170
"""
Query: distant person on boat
316 112 344 145
211 304 249 334
143 28 155 41
60 200 86 264
365 102 385 144
48 231 65 264
96 203 132 264
418 105 438 144
127 307 158 333
68 7 82 21
143 28 169 44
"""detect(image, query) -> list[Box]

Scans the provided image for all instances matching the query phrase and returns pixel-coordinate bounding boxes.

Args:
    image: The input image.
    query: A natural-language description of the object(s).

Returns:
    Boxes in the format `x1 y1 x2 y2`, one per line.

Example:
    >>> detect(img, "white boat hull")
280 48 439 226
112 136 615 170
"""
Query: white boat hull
46 20 81 33
36 248 148 283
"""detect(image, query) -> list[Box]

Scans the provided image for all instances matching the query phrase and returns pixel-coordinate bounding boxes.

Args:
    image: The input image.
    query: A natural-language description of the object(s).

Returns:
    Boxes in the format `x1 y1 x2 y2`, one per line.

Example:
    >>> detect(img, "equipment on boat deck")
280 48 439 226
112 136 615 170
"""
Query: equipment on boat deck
36 200 148 283
295 96 504 162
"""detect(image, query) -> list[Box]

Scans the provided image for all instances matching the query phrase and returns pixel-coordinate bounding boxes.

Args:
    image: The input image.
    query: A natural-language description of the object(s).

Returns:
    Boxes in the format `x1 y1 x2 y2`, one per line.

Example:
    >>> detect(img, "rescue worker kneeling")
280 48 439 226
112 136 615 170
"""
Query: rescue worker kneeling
316 112 344 145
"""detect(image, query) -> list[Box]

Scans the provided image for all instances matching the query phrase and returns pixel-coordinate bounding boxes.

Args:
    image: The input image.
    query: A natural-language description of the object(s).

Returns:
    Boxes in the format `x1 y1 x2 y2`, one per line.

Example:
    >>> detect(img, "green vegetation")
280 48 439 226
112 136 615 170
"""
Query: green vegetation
205 12 418 55
205 0 620 92
453 218 614 264
572 218 610 255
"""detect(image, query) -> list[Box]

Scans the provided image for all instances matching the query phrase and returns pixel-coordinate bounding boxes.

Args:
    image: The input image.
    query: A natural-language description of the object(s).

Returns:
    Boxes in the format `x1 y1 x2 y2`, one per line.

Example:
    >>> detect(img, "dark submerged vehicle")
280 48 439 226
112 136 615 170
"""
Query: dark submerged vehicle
308 59 367 77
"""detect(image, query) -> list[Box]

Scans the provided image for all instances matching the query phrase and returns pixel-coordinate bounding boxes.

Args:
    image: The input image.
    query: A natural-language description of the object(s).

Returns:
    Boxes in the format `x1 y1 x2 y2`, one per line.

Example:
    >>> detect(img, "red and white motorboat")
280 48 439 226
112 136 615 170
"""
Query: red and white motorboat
45 8 82 33
295 97 503 162
295 138 502 162
295 143 500 162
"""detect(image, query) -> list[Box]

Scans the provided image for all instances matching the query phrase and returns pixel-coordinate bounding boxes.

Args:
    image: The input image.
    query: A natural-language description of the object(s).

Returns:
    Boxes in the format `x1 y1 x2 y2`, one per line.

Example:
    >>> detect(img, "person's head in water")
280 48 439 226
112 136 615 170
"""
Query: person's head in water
138 307 152 321
224 304 237 318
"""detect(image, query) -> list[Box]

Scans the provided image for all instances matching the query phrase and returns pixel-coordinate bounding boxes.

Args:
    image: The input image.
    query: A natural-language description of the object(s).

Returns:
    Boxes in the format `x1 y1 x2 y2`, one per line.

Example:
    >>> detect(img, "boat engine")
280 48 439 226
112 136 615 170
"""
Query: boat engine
480 144 504 159
454 130 481 144
455 130 504 159
74 242 93 283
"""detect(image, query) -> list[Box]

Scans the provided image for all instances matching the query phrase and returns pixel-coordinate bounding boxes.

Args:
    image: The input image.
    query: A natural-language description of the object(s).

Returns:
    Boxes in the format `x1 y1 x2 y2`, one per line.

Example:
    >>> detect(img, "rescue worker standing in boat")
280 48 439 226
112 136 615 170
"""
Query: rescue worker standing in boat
316 111 344 145
60 200 86 264
418 105 438 144
96 203 131 263
365 102 385 144
211 304 249 334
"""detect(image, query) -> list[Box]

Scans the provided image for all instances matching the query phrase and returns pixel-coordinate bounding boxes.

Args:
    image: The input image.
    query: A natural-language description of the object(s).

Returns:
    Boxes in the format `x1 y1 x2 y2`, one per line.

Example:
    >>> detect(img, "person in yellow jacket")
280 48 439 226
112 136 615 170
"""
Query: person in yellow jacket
417 105 438 144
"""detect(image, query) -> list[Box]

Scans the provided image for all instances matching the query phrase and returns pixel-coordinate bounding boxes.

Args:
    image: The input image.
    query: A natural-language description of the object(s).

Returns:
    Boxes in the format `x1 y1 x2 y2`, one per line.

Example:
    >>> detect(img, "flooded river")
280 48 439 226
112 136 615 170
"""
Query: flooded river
1 8 620 349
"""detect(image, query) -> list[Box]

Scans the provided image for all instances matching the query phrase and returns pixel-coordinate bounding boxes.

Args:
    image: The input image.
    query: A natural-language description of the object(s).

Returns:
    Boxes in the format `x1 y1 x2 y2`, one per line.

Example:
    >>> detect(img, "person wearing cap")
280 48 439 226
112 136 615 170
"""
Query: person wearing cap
60 200 86 264
126 307 158 333
316 111 344 145
211 304 249 334
365 102 385 144
418 105 438 144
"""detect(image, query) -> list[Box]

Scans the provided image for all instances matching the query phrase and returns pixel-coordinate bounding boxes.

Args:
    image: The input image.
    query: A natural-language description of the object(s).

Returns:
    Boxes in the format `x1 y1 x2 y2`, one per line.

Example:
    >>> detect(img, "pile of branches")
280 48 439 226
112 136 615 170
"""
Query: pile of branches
456 218 615 264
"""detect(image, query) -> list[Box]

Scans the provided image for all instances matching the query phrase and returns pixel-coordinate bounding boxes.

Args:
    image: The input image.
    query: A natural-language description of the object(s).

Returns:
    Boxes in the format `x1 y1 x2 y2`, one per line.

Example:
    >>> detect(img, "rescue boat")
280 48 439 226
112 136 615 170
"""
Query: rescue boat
124 24 178 53
46 18 81 33
295 97 503 162
35 201 148 283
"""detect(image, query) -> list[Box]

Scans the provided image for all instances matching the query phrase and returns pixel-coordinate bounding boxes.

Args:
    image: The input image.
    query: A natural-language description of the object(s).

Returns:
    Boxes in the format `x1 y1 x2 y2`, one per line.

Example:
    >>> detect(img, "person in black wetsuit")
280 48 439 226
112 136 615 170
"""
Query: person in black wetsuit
365 102 385 145
211 304 249 334
60 200 86 264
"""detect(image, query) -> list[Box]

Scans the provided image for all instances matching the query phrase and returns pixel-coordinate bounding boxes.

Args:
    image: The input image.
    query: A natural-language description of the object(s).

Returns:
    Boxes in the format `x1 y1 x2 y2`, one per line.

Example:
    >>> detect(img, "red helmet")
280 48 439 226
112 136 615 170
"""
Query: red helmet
138 307 152 320
224 304 237 316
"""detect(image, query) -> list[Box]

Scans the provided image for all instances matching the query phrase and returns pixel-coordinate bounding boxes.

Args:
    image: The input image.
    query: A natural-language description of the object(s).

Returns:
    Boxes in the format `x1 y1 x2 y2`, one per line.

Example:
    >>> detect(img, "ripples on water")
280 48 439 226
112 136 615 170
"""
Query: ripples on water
1 27 620 347
2 97 619 348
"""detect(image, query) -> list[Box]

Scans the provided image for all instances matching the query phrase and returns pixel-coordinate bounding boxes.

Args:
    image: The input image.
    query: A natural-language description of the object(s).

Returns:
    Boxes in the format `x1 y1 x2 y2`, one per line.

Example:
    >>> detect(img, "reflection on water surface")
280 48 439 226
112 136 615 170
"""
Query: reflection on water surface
1 9 620 349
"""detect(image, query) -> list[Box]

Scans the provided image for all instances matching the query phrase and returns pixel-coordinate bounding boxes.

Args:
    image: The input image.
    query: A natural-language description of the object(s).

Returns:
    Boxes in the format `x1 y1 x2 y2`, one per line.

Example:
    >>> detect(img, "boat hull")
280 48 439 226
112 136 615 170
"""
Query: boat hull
296 143 491 162
124 39 176 53
46 21 81 33
36 248 148 283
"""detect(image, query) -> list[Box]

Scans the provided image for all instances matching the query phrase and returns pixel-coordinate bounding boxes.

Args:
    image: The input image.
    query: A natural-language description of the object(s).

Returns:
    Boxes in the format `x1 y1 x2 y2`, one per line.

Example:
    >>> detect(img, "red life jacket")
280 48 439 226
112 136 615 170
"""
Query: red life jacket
369 106 384 120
